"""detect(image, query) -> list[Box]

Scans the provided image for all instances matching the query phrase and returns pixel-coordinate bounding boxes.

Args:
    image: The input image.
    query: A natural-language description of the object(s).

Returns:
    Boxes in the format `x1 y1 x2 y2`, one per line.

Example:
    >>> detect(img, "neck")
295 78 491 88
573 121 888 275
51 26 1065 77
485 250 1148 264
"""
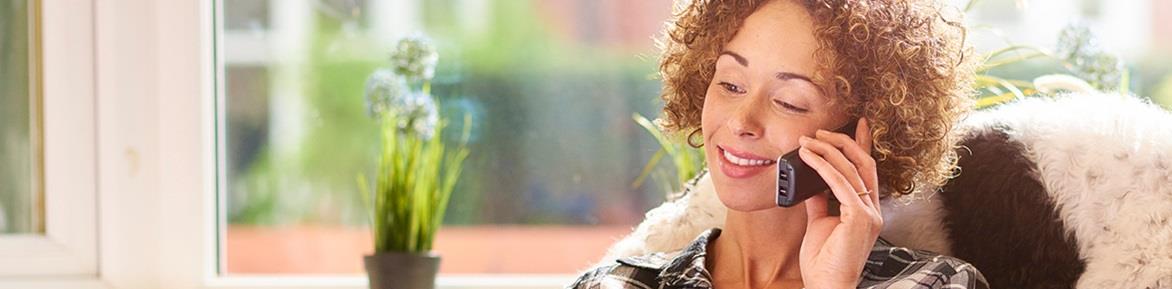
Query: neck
709 204 808 288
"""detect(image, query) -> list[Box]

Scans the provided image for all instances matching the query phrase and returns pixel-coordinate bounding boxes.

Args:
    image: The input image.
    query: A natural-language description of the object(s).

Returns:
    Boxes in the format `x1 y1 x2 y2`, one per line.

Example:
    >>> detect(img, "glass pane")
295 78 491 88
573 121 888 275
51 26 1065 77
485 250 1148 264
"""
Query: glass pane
218 0 672 275
0 0 43 235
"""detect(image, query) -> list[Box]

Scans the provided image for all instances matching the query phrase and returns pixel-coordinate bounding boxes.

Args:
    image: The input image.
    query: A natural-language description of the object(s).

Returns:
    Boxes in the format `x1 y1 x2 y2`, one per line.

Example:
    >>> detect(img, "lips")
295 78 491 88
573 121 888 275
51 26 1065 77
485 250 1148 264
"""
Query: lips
717 145 777 179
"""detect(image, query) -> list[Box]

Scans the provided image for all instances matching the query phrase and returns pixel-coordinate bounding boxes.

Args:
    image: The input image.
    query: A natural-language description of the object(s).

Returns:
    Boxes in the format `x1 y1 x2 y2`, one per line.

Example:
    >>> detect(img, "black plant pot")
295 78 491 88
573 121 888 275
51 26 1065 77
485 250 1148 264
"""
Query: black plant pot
364 251 441 289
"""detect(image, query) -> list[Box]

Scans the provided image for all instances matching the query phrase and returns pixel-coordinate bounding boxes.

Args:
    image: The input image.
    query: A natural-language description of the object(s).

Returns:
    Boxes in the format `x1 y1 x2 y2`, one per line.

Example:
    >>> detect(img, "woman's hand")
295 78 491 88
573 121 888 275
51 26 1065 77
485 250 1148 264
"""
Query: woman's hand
796 117 883 289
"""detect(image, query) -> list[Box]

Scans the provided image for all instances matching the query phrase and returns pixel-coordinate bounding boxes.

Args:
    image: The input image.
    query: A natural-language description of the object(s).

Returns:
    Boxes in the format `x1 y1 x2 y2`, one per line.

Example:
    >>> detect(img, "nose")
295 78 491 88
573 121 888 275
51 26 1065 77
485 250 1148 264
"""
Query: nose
727 99 764 139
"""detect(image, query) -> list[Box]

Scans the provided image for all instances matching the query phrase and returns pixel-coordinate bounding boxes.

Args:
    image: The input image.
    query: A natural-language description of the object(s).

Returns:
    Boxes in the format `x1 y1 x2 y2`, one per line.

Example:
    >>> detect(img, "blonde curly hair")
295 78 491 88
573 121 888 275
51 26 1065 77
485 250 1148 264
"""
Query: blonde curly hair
658 0 978 196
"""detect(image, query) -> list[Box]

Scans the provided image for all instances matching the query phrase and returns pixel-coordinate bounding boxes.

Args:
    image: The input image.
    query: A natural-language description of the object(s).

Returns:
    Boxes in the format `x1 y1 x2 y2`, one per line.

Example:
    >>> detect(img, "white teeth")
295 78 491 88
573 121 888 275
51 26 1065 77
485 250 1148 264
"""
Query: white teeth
723 149 774 167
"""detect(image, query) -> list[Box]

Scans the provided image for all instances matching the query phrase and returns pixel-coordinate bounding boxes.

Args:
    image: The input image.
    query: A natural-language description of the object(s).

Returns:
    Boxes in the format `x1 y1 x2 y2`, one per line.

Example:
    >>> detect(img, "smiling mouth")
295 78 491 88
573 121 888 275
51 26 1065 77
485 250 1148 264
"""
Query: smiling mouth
719 146 777 167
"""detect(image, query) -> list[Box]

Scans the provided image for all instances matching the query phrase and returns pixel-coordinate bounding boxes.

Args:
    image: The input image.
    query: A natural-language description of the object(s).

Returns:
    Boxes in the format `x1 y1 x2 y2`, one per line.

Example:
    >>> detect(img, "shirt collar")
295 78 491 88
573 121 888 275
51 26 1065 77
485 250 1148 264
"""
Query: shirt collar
656 228 721 288
618 229 717 287
616 227 895 288
613 228 720 288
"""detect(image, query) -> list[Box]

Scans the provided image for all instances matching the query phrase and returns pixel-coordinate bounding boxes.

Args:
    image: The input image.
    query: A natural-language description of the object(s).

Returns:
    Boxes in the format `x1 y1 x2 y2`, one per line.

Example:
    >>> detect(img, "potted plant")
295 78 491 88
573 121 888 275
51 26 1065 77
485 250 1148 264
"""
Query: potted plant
359 33 470 289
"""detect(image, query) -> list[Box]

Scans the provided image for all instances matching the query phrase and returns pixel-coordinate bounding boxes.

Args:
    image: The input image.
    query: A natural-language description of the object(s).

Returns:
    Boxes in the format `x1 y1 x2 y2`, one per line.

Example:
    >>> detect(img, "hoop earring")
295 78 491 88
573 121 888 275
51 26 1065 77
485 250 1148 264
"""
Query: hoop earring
686 128 704 148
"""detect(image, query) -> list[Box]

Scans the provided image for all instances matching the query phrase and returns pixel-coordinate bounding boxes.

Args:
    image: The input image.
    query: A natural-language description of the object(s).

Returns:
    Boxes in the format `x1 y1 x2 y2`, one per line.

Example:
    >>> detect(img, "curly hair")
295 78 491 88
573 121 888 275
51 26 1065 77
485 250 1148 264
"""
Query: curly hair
657 0 978 197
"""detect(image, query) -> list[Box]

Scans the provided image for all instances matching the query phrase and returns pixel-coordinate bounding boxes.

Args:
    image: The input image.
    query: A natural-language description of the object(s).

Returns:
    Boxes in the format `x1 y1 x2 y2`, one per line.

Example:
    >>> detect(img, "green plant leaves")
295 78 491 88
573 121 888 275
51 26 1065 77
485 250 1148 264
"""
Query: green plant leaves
631 114 705 197
361 110 470 253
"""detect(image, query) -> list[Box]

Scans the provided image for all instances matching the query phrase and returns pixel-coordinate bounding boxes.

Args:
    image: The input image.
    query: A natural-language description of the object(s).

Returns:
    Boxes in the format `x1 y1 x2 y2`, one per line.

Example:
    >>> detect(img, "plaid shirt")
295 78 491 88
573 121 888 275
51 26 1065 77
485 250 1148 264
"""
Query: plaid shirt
568 228 989 289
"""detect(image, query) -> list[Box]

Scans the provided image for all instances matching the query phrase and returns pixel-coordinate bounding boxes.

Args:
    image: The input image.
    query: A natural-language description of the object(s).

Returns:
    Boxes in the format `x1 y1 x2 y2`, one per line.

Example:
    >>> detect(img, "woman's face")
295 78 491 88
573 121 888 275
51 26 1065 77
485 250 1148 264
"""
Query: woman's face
701 0 851 212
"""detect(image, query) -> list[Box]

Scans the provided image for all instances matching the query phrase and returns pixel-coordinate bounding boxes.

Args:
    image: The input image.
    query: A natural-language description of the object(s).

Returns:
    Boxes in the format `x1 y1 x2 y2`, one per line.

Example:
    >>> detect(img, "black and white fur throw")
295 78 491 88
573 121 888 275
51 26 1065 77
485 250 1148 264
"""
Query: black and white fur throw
595 93 1172 289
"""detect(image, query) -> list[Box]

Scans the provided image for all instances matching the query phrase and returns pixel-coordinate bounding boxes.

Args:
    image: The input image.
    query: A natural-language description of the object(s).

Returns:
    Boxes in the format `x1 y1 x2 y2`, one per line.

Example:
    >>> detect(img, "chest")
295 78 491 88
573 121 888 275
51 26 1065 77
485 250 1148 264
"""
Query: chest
708 279 804 289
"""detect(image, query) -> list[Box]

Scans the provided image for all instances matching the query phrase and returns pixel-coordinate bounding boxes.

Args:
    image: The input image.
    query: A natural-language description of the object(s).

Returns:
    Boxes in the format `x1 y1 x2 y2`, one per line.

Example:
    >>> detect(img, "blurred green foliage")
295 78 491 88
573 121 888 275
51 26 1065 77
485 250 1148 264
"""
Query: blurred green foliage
229 6 382 225
227 0 668 226
0 0 38 234
630 114 705 197
421 0 668 225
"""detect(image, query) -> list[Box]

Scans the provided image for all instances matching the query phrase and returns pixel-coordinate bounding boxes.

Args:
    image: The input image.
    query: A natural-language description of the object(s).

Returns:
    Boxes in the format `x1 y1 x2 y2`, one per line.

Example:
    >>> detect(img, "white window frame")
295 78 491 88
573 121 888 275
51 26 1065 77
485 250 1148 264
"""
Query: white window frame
3 0 580 288
0 0 98 281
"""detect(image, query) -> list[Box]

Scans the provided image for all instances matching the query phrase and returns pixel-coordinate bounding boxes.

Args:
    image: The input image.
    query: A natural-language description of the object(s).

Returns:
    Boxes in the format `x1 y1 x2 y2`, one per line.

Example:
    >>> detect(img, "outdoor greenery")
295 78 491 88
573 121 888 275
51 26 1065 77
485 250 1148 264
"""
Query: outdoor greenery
227 8 384 225
0 0 37 234
225 0 667 227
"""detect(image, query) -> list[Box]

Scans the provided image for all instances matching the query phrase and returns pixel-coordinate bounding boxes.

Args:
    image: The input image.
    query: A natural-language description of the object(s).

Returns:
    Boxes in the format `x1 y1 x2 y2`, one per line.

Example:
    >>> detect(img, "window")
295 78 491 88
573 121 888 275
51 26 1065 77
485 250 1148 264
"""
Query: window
217 0 673 276
0 0 42 236
0 0 97 279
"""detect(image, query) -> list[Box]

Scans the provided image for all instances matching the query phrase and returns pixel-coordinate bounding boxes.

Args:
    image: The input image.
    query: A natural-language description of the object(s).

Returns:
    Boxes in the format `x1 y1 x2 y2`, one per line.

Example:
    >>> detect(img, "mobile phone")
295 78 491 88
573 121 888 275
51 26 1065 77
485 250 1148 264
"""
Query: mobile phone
775 119 859 207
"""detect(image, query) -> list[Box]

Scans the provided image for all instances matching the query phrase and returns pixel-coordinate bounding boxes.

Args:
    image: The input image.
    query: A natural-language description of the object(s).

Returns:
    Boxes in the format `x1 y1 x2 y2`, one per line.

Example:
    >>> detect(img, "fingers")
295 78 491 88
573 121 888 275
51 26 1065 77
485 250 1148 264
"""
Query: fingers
799 144 882 236
814 118 881 212
797 145 865 211
800 134 872 209
858 118 881 210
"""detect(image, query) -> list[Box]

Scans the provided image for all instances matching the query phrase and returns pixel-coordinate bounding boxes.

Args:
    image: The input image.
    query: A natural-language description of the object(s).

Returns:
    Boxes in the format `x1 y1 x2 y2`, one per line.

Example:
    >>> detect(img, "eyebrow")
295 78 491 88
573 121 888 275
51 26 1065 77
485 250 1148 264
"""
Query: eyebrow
775 72 816 85
719 50 826 96
720 51 750 66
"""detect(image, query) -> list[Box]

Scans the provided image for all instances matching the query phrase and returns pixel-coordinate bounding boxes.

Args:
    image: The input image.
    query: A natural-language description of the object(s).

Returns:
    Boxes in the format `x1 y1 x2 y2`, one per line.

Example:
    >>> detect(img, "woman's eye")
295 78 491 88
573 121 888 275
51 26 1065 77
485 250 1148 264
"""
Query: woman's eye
718 82 745 94
773 99 809 113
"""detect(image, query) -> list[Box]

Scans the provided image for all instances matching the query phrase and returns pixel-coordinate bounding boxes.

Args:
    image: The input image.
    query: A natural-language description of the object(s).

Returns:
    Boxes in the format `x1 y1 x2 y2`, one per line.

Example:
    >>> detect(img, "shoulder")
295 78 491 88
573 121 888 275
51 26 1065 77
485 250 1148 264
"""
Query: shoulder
861 238 990 289
565 252 675 289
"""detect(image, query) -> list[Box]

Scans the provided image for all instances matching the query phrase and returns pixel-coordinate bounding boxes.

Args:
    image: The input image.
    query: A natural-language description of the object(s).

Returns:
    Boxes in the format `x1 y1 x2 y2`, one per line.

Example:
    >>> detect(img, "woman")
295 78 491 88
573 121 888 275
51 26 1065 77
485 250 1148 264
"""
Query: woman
570 0 987 288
